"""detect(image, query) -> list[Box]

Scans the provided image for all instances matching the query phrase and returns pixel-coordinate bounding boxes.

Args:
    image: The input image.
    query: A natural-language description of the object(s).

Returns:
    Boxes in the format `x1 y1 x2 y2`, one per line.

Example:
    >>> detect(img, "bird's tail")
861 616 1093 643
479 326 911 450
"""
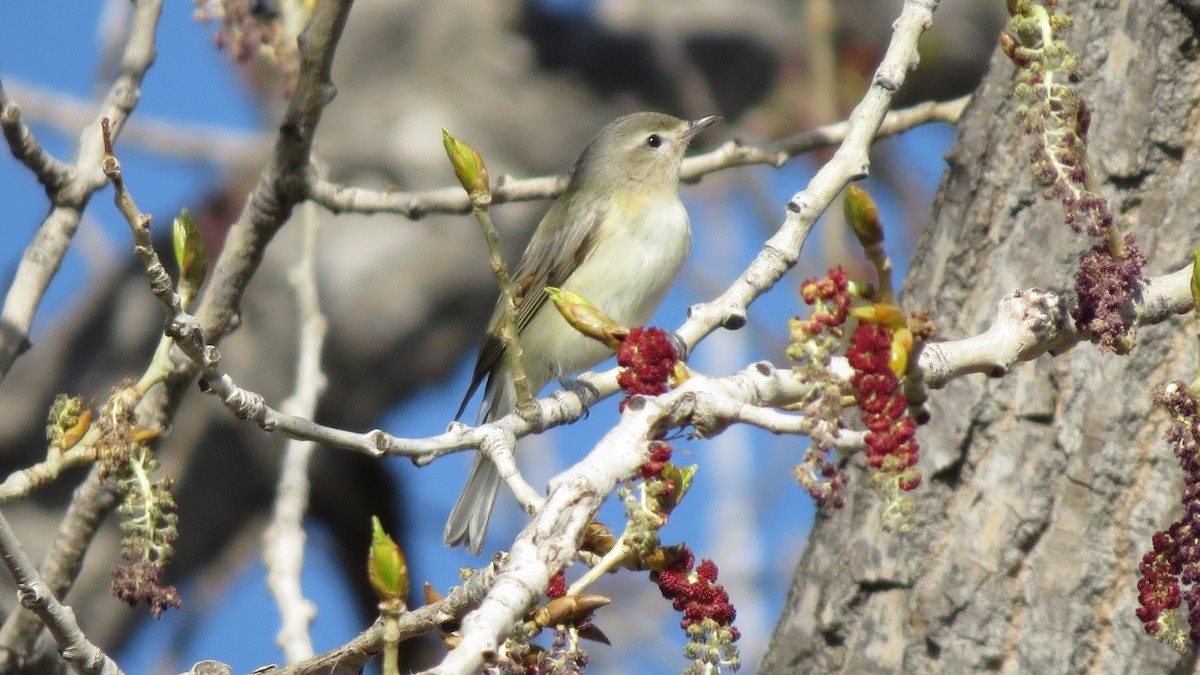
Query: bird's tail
443 452 502 554
443 371 515 553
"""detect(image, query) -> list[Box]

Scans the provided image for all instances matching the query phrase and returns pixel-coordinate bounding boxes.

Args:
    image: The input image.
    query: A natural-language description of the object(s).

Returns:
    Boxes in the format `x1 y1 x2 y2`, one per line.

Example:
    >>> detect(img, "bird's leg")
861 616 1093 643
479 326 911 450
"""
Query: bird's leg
558 377 600 418
666 331 690 362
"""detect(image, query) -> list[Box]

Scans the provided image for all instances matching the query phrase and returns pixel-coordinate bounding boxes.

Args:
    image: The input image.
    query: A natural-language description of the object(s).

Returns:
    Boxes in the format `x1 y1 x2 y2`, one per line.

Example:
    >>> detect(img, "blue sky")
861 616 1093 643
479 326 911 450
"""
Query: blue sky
0 2 954 672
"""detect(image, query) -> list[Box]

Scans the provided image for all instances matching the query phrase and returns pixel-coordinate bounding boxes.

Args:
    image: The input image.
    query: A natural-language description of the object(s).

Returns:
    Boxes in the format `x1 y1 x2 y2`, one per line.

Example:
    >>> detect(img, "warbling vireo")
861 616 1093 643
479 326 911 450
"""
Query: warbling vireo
445 111 719 553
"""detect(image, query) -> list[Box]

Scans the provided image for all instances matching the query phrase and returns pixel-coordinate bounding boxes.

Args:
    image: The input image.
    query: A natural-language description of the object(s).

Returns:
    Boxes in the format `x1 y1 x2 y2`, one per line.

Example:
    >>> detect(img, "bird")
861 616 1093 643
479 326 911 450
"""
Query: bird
445 111 719 553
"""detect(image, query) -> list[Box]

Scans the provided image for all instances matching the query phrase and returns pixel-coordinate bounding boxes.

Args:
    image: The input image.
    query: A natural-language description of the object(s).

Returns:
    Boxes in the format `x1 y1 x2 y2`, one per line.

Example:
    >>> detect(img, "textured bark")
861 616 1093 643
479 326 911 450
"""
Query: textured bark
762 1 1200 673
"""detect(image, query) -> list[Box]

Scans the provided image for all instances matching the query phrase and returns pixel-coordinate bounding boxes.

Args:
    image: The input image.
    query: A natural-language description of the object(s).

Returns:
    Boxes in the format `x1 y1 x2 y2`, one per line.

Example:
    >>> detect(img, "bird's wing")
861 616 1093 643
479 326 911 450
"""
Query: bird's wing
455 194 604 420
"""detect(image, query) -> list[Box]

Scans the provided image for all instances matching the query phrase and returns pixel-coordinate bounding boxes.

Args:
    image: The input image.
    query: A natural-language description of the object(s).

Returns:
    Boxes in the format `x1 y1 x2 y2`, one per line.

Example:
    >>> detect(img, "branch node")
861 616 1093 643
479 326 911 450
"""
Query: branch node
721 311 747 331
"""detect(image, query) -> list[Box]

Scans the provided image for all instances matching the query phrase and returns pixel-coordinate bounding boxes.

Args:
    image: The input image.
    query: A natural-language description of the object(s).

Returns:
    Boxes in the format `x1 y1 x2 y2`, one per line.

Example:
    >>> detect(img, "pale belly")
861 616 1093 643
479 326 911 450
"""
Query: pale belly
523 195 691 384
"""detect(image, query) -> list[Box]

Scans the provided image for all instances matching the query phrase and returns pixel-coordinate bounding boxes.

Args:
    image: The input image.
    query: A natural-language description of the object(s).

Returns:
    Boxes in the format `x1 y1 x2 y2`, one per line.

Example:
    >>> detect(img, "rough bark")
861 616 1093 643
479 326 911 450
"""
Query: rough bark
762 1 1200 673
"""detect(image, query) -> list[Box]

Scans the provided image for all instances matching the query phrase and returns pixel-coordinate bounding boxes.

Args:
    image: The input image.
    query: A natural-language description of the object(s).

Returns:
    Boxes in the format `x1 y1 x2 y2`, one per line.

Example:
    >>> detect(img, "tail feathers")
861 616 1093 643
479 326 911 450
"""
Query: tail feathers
445 371 515 553
443 452 502 554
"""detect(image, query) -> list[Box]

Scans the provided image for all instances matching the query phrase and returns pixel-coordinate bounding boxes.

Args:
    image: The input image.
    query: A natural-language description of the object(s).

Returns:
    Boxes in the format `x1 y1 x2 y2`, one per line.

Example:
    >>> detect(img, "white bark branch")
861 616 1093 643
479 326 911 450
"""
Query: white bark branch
0 509 122 675
918 266 1193 389
263 204 328 664
0 0 163 382
306 95 968 219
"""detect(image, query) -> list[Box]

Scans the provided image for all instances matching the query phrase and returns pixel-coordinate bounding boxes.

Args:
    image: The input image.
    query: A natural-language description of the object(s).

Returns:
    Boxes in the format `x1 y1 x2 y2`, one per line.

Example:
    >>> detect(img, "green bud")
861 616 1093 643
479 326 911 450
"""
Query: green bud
368 516 408 602
657 463 697 515
172 209 207 308
844 185 884 250
545 287 628 350
441 128 490 201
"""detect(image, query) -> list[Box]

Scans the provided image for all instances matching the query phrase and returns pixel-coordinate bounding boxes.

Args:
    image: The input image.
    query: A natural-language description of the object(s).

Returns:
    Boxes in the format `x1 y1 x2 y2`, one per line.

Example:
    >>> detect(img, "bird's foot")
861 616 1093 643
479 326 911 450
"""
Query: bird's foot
558 377 600 418
667 331 690 362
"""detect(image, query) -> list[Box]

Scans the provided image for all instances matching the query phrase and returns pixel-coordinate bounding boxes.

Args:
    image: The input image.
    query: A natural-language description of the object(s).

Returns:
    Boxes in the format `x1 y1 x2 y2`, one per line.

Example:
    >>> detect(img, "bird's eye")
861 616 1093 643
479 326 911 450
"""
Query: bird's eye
646 134 662 149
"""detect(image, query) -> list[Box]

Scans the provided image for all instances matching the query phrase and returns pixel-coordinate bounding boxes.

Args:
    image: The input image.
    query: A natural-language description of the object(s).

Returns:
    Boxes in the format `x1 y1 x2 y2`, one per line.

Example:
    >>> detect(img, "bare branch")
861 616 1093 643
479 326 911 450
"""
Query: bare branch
194 0 355 343
2 78 271 166
918 266 1193 389
0 77 71 191
306 96 969 218
438 362 823 672
0 446 100 502
275 561 501 675
0 507 122 675
0 469 120 668
264 204 328 663
674 0 941 352
0 0 163 382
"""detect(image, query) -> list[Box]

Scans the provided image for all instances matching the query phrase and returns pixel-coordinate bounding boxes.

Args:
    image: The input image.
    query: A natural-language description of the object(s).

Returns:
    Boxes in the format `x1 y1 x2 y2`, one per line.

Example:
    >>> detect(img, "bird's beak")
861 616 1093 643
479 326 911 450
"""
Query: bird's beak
682 115 721 141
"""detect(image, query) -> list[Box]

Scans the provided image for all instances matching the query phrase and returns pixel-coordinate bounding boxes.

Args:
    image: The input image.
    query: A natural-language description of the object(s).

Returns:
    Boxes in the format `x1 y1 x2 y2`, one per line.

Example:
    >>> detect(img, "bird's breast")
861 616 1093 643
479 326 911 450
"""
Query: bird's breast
580 189 692 326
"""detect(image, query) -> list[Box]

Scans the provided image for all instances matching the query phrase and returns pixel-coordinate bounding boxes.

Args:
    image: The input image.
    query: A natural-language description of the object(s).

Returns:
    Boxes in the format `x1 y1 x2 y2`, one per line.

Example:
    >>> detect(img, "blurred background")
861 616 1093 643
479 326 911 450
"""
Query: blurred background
0 0 1002 671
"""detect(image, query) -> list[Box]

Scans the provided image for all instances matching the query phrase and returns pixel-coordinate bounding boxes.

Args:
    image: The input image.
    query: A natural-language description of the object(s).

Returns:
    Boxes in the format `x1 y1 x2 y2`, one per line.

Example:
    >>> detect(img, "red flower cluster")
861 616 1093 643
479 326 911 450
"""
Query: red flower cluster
640 441 675 492
1137 525 1185 637
547 569 566 599
796 267 851 336
651 547 739 640
1136 383 1200 648
848 323 920 491
617 327 678 411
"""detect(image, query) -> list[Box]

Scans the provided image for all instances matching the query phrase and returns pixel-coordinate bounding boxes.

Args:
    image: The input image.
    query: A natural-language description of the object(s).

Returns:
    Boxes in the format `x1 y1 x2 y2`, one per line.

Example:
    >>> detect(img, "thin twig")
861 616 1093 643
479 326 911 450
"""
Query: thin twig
804 0 839 124
0 446 101 502
0 507 123 675
0 77 72 190
0 0 163 382
1 78 270 166
477 207 537 416
306 96 970 218
0 468 120 668
274 562 501 675
264 203 328 663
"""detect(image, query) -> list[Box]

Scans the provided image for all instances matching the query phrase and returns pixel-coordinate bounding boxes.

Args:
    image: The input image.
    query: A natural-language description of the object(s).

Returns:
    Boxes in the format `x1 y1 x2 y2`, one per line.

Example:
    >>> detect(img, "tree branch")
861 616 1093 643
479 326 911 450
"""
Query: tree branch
675 0 942 352
263 204 328 663
0 77 71 191
437 362 826 673
0 469 120 669
918 266 1193 388
306 95 969 218
194 0 355 344
0 0 163 382
0 506 122 675
0 445 100 502
274 561 500 675
1 78 270 166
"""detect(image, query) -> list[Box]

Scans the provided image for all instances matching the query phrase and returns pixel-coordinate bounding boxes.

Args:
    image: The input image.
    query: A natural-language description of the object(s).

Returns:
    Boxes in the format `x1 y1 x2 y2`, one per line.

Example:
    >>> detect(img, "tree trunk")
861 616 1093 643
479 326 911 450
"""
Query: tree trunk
761 1 1200 672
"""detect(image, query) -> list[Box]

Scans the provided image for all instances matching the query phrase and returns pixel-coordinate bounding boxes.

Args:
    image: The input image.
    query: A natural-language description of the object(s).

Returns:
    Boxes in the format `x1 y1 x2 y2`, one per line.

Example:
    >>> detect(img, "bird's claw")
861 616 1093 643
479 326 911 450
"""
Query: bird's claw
667 331 690 362
558 377 600 418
